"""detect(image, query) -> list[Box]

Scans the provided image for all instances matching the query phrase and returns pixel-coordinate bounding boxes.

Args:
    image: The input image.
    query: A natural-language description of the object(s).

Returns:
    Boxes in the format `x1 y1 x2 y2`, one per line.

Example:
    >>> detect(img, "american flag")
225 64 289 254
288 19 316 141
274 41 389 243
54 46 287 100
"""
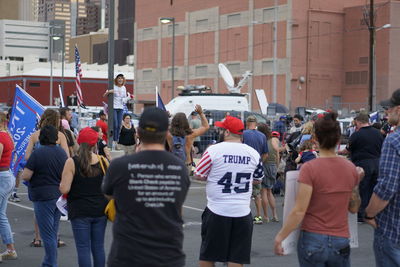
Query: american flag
74 45 84 107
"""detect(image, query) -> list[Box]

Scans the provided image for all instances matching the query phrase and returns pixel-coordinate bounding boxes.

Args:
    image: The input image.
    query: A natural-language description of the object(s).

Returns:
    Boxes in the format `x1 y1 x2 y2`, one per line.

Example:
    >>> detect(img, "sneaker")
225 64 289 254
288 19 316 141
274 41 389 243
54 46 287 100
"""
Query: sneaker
271 217 280 222
253 216 263 224
9 193 20 202
1 250 17 260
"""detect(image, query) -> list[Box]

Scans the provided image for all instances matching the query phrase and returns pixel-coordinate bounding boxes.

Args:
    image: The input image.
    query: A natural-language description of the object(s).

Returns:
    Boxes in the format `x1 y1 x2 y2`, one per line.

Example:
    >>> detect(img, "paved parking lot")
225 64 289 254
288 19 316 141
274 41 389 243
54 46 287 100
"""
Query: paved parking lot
5 181 376 266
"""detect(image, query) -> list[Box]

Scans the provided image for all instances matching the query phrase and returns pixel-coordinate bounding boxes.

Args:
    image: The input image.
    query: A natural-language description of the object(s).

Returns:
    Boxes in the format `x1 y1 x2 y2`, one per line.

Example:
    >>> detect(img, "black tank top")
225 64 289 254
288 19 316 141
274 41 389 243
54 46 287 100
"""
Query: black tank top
67 156 108 220
118 125 136 146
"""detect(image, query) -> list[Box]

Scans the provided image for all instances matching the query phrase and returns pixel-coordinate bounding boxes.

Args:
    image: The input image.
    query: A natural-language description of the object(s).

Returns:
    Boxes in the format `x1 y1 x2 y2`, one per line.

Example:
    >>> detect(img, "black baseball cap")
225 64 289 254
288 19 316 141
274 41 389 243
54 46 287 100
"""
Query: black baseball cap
139 107 169 132
380 88 400 109
99 110 106 116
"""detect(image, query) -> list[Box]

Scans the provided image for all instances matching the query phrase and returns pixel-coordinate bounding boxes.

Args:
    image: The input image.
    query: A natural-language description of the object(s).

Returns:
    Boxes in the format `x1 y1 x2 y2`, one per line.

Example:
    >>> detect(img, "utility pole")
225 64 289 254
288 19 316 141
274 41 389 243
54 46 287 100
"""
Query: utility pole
61 27 65 102
49 26 53 106
171 19 175 100
272 0 278 103
107 0 115 148
368 0 375 111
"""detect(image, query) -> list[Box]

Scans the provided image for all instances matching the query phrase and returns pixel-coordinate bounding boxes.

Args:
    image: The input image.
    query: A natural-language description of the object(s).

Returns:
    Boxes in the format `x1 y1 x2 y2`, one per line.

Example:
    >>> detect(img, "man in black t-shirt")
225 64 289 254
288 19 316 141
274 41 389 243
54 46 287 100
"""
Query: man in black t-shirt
102 107 190 267
340 113 384 222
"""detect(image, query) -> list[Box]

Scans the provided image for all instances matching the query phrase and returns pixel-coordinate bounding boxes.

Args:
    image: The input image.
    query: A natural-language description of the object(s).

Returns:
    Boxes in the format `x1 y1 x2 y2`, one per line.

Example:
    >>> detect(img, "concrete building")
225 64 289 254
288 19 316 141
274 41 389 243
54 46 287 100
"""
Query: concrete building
37 0 73 60
69 30 108 64
343 1 400 112
70 0 134 65
0 0 37 21
0 20 49 62
37 0 110 61
134 0 400 113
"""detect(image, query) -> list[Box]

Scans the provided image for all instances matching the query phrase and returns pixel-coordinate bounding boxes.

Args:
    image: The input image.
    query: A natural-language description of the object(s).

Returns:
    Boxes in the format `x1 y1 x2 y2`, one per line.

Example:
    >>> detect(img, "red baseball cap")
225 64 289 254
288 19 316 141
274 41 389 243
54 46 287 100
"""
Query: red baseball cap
271 131 280 138
77 127 99 147
215 116 244 135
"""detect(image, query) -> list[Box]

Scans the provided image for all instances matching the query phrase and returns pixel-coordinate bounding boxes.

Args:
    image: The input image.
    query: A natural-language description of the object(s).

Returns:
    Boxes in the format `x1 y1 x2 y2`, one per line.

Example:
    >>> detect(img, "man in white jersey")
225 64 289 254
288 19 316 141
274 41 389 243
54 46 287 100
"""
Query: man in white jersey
195 116 264 267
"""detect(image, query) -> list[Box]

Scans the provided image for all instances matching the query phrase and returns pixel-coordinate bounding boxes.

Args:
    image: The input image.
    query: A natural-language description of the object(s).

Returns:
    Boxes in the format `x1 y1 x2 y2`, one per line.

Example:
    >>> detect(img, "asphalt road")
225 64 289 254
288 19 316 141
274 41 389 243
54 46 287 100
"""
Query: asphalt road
4 181 376 267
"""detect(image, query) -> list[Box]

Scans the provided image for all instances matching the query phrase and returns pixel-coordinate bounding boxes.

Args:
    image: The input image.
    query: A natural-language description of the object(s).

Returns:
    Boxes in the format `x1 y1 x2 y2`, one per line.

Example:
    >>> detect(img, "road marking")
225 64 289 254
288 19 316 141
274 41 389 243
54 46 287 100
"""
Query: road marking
8 201 33 211
189 186 205 189
183 205 203 212
183 221 202 226
9 200 205 214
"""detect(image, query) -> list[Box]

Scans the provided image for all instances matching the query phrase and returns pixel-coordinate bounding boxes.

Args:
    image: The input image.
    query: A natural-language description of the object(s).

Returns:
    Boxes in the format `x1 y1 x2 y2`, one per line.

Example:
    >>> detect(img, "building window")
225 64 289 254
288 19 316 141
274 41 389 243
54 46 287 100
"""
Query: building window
359 57 369 64
345 72 352 85
360 71 368 84
263 8 275 22
345 71 368 85
227 14 241 27
195 65 208 77
227 63 240 75
196 19 208 30
168 67 178 78
142 70 153 81
143 28 153 39
352 71 360 84
29 82 40 87
262 60 273 73
167 24 178 35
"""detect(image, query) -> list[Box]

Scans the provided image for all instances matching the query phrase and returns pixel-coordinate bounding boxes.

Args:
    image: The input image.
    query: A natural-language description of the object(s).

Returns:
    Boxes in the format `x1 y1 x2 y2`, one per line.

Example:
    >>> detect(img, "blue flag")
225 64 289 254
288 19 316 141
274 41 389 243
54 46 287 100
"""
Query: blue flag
369 111 379 123
8 86 44 176
157 93 166 111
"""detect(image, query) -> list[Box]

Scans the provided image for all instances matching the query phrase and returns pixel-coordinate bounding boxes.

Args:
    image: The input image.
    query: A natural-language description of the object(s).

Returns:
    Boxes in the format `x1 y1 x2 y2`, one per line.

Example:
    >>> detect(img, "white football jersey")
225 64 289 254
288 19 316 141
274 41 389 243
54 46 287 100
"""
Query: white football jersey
195 141 264 217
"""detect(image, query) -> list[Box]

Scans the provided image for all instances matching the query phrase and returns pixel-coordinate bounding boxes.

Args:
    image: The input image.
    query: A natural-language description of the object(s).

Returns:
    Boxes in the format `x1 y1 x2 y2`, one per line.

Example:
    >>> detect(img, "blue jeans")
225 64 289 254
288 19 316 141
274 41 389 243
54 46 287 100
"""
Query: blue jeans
374 230 400 267
0 170 15 245
113 109 124 141
297 231 350 267
71 216 107 267
34 199 61 267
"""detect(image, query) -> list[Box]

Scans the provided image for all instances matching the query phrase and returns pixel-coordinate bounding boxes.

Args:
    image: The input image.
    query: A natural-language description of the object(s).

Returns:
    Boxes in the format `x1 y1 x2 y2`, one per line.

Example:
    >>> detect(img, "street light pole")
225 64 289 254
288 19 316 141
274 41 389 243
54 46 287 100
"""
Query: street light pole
368 0 375 111
160 17 176 100
49 27 53 106
107 0 115 148
61 32 65 100
272 0 278 103
171 18 175 100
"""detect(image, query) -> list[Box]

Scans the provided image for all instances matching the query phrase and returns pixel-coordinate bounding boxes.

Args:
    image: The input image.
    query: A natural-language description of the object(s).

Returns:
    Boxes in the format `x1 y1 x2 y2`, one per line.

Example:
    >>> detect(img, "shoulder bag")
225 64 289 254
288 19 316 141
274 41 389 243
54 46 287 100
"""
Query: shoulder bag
98 155 116 222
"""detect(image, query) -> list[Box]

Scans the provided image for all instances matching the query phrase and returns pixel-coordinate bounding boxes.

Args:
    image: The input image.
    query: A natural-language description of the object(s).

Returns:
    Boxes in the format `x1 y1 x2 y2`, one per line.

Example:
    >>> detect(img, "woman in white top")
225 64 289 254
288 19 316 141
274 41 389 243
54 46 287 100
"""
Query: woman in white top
103 74 131 146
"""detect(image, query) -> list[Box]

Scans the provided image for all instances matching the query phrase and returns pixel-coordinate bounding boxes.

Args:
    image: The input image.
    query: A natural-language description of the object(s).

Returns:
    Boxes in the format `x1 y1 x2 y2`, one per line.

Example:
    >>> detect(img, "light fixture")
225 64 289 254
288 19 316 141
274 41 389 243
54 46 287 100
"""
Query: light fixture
160 17 174 24
52 36 61 40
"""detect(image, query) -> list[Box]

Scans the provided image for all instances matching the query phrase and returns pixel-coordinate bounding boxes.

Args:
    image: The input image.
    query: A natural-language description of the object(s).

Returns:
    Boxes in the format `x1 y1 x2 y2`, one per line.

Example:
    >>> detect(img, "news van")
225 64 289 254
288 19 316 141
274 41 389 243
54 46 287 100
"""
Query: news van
165 63 252 117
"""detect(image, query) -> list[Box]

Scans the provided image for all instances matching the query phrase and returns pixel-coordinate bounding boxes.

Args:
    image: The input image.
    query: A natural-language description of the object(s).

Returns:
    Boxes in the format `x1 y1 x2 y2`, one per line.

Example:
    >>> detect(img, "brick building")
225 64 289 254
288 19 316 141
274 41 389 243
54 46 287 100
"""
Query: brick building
134 0 400 113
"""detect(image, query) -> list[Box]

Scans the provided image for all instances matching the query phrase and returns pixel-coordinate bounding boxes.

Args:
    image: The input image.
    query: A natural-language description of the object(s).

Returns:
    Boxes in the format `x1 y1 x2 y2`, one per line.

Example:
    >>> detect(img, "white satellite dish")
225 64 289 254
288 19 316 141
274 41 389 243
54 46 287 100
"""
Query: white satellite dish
218 63 252 94
219 63 235 88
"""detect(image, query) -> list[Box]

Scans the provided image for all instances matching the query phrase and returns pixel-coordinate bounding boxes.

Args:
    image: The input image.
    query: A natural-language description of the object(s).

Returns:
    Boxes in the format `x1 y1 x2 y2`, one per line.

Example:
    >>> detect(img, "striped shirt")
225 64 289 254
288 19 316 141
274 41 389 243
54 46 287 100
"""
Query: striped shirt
374 128 400 244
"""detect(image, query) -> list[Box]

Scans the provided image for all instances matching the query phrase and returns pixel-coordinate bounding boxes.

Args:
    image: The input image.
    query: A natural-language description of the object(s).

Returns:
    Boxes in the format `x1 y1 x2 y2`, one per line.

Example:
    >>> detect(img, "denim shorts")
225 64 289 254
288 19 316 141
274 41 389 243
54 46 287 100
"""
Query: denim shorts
297 230 350 267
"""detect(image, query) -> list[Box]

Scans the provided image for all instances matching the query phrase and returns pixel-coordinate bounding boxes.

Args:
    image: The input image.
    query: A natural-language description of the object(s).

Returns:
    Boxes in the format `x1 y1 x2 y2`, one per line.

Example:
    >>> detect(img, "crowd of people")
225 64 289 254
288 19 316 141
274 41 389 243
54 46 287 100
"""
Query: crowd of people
0 87 398 267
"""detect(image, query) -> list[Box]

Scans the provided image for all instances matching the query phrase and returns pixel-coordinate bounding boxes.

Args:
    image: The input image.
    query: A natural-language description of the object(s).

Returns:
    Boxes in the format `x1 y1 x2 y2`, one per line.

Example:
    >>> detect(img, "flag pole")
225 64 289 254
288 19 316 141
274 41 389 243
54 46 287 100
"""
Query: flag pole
58 84 65 107
156 86 159 107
